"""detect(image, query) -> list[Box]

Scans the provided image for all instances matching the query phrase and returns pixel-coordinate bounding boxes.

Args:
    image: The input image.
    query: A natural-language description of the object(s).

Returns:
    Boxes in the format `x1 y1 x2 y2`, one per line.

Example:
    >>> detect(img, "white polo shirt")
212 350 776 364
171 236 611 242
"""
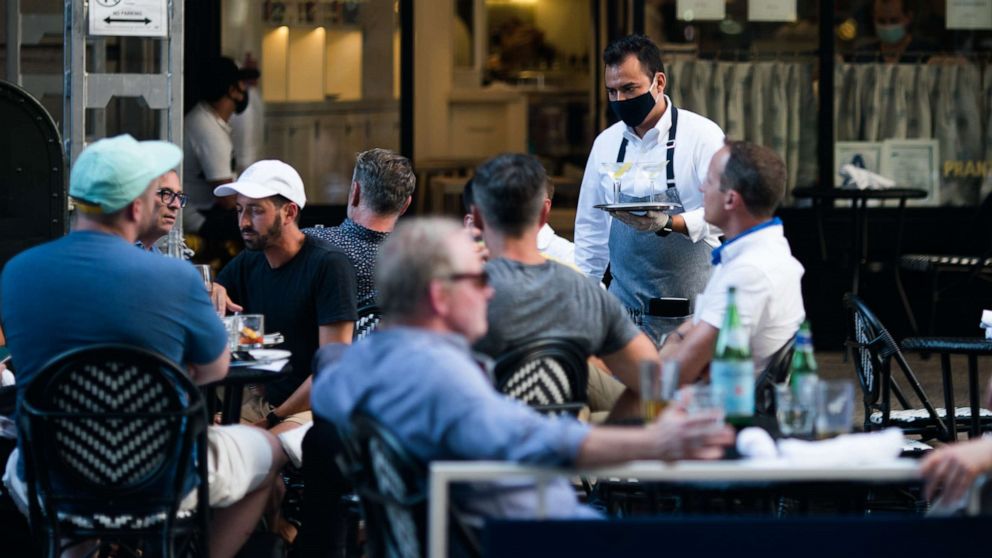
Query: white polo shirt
574 96 725 280
183 101 235 232
693 220 805 372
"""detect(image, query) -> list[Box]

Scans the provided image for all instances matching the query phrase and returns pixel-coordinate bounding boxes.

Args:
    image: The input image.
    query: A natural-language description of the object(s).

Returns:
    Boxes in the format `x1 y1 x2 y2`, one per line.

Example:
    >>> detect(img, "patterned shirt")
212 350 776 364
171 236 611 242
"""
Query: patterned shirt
303 218 389 308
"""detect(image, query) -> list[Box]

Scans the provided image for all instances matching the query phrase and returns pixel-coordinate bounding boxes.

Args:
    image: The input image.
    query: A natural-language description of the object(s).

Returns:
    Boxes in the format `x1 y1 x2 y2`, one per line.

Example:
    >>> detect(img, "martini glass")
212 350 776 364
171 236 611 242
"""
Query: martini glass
600 161 634 203
637 163 666 202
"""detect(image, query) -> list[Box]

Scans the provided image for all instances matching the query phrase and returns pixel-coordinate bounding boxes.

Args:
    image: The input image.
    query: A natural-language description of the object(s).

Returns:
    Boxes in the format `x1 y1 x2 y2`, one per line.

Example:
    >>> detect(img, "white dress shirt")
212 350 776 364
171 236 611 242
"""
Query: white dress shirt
693 222 805 372
537 223 576 267
574 96 725 280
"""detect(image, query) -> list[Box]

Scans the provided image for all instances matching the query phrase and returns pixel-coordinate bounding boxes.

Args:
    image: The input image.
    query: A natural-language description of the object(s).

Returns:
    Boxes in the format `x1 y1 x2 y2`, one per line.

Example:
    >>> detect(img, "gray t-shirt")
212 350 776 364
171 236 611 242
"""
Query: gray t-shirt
474 258 641 358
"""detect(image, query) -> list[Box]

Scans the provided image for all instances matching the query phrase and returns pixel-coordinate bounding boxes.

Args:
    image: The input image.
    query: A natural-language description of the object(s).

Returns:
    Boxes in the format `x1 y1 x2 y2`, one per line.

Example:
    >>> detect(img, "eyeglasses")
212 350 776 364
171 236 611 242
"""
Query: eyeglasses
156 188 189 208
443 270 490 289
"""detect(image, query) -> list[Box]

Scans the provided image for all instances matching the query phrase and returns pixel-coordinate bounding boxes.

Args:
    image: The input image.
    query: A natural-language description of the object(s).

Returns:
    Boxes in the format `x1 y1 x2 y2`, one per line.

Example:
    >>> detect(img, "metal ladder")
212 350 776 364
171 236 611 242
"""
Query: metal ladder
62 0 185 230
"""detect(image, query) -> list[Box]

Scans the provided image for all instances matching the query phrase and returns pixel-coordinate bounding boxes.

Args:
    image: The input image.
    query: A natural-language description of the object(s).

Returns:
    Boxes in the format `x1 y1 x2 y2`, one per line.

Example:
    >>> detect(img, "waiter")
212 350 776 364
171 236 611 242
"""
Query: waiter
575 34 725 344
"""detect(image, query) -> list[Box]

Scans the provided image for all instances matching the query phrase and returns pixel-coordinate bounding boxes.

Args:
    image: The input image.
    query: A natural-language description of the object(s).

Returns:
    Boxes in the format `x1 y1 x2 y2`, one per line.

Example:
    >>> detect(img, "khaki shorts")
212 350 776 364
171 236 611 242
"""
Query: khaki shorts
4 424 273 512
240 387 312 426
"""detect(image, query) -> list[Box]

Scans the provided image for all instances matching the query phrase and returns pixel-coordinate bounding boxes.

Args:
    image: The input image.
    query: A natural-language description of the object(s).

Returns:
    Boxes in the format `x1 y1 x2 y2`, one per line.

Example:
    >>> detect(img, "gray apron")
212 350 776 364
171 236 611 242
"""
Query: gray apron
608 105 713 345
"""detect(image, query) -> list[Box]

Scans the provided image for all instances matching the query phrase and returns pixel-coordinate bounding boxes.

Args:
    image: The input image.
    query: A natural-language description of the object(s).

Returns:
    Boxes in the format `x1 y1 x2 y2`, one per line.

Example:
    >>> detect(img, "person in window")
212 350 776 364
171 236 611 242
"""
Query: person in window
574 34 725 345
853 0 937 63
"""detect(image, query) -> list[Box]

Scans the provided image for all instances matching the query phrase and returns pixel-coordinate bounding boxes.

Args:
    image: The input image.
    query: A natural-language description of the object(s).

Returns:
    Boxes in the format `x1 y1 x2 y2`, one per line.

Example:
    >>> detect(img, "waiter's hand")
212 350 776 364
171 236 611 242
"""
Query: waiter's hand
612 210 671 233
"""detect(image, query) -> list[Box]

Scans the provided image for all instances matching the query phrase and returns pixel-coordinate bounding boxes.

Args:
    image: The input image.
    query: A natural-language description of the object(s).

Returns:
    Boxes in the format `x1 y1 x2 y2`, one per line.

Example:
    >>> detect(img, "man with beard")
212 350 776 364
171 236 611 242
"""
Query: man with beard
213 160 357 432
136 169 185 253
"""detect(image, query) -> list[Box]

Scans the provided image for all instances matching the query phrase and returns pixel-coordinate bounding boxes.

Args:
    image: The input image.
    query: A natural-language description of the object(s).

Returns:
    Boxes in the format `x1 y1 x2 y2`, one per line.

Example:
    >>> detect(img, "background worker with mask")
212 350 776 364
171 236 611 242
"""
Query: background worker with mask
574 34 725 345
184 56 259 235
184 57 261 267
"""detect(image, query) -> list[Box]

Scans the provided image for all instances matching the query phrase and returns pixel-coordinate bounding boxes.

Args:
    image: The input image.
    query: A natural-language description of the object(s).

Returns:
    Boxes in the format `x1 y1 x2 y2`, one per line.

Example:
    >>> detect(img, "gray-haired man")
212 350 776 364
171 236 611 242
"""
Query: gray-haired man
304 148 416 307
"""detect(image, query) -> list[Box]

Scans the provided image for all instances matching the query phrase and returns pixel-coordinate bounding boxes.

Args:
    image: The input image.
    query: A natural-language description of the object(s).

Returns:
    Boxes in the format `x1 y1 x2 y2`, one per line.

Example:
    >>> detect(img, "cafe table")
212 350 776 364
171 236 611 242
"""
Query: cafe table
791 187 927 295
428 459 921 558
204 357 291 424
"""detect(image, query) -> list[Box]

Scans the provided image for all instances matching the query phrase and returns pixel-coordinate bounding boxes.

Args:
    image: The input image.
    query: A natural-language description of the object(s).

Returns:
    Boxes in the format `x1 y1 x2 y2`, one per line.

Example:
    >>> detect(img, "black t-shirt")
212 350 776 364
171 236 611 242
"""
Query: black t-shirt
217 236 357 405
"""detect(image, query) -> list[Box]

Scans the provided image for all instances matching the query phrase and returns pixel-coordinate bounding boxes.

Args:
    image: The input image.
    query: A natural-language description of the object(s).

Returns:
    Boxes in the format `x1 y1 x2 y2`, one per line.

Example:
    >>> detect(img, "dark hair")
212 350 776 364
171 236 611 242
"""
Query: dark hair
719 140 787 218
461 178 475 214
603 34 665 79
353 148 416 215
472 153 548 236
199 57 257 103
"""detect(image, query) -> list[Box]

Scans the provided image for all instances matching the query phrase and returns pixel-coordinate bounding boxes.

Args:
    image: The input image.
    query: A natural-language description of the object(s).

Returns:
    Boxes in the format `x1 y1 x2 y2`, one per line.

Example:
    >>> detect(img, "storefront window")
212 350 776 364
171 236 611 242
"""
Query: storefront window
641 0 821 198
834 0 992 207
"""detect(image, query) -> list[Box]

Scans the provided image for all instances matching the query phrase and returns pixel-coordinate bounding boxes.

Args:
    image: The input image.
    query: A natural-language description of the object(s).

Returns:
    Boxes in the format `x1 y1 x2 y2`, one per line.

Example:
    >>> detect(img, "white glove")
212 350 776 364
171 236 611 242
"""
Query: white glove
611 210 671 233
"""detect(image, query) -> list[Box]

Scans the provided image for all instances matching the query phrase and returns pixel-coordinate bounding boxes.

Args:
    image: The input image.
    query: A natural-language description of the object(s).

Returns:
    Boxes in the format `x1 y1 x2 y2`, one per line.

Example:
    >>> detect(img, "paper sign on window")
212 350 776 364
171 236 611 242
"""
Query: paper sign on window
947 0 992 30
676 0 726 21
748 0 797 22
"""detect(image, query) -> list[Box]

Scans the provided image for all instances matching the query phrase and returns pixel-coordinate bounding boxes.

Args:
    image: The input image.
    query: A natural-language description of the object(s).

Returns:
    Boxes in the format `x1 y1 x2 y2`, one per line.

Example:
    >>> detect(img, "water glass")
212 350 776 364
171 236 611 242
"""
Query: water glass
814 380 855 439
678 385 726 430
640 361 679 422
223 316 240 351
194 264 212 292
775 382 816 438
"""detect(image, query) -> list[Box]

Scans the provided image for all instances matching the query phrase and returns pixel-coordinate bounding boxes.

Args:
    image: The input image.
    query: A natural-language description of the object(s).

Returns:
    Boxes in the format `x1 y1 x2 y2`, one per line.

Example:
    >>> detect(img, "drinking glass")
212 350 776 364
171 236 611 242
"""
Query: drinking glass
775 382 816 438
194 264 212 292
223 315 240 351
678 385 726 431
814 380 855 439
600 162 633 203
638 163 666 203
640 361 680 422
237 314 265 348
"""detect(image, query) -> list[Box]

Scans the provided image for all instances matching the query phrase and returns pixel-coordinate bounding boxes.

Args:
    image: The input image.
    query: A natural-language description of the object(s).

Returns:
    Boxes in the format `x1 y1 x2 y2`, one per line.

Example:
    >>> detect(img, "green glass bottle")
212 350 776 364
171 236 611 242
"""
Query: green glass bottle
788 320 818 393
711 287 755 427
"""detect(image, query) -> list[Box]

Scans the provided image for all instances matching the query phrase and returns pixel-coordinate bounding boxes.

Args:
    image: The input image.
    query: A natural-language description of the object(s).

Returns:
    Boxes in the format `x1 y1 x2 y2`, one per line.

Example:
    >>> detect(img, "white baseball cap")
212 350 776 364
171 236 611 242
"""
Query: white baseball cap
214 160 307 208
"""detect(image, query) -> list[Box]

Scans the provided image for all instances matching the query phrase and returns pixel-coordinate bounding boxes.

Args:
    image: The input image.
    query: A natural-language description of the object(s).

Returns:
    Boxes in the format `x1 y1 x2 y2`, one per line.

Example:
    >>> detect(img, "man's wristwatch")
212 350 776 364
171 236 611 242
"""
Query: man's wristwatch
266 410 284 428
655 214 674 237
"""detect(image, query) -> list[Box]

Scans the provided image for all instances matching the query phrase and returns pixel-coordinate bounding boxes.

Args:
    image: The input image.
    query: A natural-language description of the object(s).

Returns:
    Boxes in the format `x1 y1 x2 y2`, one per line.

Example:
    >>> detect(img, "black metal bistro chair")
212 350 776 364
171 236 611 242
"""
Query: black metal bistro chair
843 293 992 442
753 335 797 418
493 338 589 417
17 344 209 558
354 304 383 342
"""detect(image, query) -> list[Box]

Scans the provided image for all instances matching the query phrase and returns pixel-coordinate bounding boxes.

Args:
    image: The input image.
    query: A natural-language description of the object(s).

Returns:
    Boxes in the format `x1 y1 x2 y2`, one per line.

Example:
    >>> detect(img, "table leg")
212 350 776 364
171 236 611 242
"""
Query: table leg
968 355 980 439
851 199 867 295
940 353 957 441
221 384 245 425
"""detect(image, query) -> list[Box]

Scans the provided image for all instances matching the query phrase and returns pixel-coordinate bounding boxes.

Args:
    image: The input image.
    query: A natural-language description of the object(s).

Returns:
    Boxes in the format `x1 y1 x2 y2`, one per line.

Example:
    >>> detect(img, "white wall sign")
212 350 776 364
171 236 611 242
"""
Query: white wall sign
947 0 992 30
748 0 797 22
835 142 883 186
89 0 168 38
879 139 941 206
676 0 726 21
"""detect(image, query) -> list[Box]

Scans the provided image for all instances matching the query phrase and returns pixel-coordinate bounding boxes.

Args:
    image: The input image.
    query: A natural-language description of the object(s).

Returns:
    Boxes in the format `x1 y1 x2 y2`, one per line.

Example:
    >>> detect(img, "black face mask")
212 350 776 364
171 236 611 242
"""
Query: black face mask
233 88 249 114
609 87 657 128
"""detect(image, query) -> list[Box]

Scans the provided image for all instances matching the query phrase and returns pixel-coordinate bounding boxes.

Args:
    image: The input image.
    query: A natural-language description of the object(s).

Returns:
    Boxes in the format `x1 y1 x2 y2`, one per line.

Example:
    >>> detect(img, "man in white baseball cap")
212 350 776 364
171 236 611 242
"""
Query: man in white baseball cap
213 160 357 433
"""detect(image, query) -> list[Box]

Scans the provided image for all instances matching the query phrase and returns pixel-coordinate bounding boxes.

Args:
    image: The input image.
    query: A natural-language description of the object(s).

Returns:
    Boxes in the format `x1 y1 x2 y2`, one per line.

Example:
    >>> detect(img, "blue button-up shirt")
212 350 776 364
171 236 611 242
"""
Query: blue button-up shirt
312 326 597 520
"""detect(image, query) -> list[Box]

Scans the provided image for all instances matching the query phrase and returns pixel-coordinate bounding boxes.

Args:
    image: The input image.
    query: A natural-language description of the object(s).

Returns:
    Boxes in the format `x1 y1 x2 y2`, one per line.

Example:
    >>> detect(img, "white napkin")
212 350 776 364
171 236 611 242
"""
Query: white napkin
839 164 896 190
253 358 289 372
737 427 904 466
278 421 313 469
980 310 992 340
